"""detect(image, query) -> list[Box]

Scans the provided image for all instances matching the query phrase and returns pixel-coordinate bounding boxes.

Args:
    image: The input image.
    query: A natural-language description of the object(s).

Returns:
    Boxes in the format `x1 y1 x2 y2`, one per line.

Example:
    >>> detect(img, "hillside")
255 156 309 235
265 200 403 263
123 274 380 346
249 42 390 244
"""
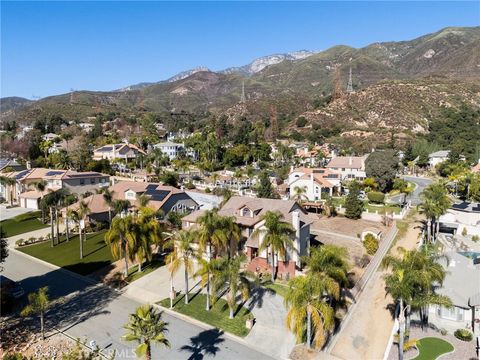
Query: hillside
1 26 479 140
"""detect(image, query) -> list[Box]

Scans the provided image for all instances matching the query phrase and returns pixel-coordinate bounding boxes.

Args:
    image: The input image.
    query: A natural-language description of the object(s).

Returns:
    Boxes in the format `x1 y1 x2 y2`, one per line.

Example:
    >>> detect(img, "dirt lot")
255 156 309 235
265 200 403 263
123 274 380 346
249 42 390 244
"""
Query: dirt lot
312 216 389 238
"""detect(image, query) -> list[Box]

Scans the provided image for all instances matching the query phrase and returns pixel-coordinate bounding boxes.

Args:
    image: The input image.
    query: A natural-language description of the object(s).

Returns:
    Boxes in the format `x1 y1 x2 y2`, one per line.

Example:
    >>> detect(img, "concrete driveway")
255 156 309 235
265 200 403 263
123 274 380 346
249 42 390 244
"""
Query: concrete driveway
0 205 33 220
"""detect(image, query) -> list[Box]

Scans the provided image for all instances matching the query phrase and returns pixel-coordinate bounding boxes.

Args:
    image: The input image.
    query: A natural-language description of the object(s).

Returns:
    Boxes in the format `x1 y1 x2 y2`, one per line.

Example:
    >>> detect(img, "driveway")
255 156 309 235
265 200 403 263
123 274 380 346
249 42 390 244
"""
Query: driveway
0 205 33 220
3 251 274 360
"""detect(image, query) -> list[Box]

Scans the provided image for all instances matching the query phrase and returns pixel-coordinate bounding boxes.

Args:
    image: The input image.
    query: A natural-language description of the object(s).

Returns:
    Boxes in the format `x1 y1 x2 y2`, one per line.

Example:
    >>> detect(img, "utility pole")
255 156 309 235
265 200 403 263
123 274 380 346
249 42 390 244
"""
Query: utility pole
240 81 246 103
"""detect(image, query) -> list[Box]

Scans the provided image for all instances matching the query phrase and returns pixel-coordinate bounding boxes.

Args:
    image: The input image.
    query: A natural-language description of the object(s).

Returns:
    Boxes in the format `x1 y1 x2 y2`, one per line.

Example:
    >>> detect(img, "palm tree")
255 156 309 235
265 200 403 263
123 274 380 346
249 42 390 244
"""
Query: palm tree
113 199 130 217
33 180 47 222
101 188 115 228
218 215 241 259
40 191 58 247
197 209 226 310
284 274 337 349
194 257 217 310
165 229 196 305
134 207 164 272
105 216 136 276
292 186 308 202
252 211 295 282
0 176 16 207
67 208 80 253
211 255 251 319
418 181 452 243
123 304 170 360
21 287 50 340
303 245 350 303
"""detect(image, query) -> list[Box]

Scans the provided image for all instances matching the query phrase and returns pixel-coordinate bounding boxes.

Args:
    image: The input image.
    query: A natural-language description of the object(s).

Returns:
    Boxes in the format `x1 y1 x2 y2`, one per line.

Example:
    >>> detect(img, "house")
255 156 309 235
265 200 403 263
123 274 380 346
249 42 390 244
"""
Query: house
64 181 199 223
182 196 314 279
93 143 146 162
325 155 368 181
428 150 450 168
287 167 341 201
42 133 59 141
293 144 331 167
0 158 25 172
439 201 480 236
427 251 480 335
9 168 110 209
471 160 480 174
153 141 197 160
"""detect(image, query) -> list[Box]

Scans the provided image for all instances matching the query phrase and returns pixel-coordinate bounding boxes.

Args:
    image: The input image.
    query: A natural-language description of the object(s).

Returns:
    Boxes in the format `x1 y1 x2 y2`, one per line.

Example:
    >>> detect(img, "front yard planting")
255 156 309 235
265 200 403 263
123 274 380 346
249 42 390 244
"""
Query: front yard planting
412 337 454 360
265 282 289 298
0 211 48 237
18 230 113 275
159 291 253 337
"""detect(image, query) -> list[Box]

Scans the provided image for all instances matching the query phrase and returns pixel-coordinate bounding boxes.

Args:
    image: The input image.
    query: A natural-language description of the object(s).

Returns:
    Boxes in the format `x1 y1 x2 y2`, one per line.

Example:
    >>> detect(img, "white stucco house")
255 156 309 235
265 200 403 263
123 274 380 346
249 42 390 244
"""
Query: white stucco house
325 155 368 181
428 150 450 168
153 141 197 160
287 167 341 201
439 201 480 236
428 251 480 336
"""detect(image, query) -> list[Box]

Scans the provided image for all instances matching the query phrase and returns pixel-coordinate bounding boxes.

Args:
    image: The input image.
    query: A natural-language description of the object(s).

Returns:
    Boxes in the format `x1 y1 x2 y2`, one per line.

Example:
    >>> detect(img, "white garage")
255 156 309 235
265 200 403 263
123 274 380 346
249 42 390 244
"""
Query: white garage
19 190 41 210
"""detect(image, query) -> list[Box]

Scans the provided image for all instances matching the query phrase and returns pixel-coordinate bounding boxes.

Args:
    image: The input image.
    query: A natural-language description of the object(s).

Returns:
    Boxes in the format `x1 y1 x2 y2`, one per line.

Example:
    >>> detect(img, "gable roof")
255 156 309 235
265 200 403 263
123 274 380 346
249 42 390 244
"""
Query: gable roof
326 156 366 169
429 150 450 158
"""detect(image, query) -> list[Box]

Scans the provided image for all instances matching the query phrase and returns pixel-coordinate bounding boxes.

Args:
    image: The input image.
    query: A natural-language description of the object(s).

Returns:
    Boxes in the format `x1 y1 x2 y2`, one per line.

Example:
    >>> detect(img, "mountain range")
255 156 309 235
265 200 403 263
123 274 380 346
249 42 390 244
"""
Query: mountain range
1 26 479 146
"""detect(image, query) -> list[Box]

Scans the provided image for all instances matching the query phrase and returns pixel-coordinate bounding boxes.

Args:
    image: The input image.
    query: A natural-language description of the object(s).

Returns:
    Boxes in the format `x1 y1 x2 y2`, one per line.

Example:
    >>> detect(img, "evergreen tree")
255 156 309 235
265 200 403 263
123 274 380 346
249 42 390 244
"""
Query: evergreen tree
256 171 276 199
345 181 364 219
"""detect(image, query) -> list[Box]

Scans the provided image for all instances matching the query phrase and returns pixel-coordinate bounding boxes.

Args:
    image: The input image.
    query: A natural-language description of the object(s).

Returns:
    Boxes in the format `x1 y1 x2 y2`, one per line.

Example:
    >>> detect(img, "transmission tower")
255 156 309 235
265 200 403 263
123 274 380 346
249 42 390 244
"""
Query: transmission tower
346 67 353 93
69 88 76 105
240 81 246 103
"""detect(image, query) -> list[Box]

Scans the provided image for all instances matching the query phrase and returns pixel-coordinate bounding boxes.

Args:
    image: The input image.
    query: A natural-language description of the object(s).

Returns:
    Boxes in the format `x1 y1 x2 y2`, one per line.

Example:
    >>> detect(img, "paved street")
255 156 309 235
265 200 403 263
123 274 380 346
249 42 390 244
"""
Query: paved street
0 205 34 220
4 251 274 360
402 176 432 206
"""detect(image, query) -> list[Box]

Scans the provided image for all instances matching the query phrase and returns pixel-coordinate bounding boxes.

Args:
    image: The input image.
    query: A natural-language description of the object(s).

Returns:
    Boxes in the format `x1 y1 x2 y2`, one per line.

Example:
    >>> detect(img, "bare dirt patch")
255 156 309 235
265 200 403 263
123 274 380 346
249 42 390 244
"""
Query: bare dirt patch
312 217 389 238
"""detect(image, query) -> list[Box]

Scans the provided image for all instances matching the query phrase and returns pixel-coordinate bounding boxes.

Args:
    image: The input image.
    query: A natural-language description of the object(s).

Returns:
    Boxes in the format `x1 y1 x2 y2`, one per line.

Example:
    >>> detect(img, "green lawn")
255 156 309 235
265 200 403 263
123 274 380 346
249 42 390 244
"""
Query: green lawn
364 203 401 214
159 291 253 337
412 337 454 360
0 211 48 237
18 230 113 275
125 257 165 283
265 283 289 298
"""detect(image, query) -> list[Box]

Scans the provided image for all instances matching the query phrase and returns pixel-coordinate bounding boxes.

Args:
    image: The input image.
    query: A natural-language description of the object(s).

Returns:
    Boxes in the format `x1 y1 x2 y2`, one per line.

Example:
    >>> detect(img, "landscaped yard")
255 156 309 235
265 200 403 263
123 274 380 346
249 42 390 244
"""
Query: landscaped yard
18 230 113 275
0 211 48 237
265 282 289 298
412 337 454 360
159 291 253 337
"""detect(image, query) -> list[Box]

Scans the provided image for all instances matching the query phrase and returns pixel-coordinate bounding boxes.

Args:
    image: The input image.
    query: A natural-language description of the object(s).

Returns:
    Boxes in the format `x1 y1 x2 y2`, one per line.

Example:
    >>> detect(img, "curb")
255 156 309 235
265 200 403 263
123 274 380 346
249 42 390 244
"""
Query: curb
151 302 276 359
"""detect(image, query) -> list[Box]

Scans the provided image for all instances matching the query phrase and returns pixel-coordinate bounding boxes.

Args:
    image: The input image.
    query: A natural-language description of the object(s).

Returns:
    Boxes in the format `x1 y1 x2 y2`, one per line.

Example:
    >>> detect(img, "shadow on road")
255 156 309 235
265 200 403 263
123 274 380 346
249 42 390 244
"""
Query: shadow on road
180 328 225 360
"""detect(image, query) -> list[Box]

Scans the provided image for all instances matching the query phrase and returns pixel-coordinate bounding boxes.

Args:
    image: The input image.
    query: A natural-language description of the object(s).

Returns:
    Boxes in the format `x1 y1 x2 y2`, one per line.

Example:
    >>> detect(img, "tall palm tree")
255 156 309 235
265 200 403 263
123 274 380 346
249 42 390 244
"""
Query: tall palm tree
284 274 337 349
252 211 295 282
101 188 115 228
197 209 227 310
165 229 196 305
211 255 251 319
123 304 170 360
105 215 136 276
134 207 164 272
303 245 350 302
194 257 217 310
33 180 47 222
418 181 452 243
40 191 58 247
113 199 130 217
218 215 241 259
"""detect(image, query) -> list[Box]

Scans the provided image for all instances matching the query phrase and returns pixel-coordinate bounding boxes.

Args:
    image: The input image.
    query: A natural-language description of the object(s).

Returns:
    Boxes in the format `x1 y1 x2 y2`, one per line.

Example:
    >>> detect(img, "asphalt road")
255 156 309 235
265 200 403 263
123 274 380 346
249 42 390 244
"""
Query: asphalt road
402 176 432 206
3 251 274 360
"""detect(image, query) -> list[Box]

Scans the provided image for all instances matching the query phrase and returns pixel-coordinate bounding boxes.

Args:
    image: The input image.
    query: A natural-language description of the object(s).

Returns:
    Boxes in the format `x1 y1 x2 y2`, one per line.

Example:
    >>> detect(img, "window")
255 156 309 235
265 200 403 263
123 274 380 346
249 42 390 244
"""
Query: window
241 207 250 217
90 178 95 184
438 306 464 321
80 179 85 185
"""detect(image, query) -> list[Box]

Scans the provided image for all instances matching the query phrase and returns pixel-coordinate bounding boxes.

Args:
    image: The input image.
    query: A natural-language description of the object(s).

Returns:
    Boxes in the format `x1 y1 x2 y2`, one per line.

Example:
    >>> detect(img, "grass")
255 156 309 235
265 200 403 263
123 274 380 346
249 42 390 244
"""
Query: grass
159 291 253 337
412 337 454 360
364 203 401 214
0 211 48 237
125 257 165 283
18 230 113 275
265 282 289 298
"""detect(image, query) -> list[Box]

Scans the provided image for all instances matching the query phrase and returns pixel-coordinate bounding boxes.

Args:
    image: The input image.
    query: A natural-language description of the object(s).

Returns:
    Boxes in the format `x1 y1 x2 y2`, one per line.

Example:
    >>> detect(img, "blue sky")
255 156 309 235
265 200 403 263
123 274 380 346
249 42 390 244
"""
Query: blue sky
1 1 479 99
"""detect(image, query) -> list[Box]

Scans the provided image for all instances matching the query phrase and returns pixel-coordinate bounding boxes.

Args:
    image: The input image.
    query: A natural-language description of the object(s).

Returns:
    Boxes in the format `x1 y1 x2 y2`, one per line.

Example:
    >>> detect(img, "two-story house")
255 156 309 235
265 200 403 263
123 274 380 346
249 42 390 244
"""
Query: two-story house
325 155 368 181
15 168 110 209
93 143 146 162
152 141 197 160
182 196 314 279
287 167 342 201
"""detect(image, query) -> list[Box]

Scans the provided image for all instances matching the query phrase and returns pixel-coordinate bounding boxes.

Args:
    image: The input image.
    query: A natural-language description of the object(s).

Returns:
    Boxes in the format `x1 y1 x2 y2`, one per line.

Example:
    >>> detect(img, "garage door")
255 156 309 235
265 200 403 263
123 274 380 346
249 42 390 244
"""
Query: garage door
26 198 39 209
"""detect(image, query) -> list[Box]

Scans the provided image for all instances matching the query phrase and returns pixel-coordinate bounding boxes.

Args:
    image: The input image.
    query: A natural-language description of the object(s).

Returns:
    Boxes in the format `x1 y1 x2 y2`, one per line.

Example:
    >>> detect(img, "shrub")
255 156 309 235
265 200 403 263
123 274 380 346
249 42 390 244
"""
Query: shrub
205 187 211 193
363 234 379 255
367 191 385 204
462 227 468 236
296 116 307 128
28 237 36 243
440 328 448 336
185 181 195 190
15 239 25 247
454 328 473 342
472 235 479 242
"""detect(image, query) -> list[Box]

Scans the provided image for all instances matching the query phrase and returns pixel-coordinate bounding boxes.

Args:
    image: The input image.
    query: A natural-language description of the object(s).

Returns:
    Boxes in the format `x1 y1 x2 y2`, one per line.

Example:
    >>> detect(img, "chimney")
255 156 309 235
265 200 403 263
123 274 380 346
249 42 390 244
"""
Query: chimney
292 210 300 233
26 161 31 170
